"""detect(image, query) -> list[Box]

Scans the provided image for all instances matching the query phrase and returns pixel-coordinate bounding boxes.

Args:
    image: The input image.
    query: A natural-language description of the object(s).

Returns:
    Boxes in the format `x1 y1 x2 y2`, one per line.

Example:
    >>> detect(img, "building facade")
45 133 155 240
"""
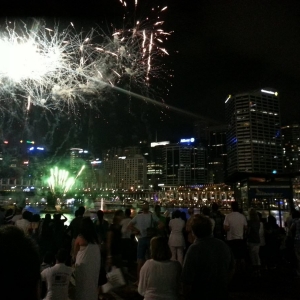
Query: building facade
163 139 207 187
282 124 300 173
103 155 147 189
225 88 283 176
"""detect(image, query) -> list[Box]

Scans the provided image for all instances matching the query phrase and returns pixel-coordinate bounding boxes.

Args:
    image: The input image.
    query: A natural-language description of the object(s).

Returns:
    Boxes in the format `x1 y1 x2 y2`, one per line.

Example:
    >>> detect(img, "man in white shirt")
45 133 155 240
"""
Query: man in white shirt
128 202 162 282
41 248 72 300
15 211 32 234
224 201 247 266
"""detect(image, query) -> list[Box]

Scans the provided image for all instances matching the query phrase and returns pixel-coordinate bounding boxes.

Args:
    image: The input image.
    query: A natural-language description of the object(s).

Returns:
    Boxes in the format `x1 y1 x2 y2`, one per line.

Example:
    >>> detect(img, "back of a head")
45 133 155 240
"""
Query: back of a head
56 248 68 263
125 208 131 218
22 210 32 221
211 202 219 212
142 202 150 213
80 217 99 244
173 210 181 219
45 213 51 221
249 208 259 221
151 236 172 261
231 201 239 212
202 206 211 217
78 206 85 216
191 214 213 239
97 210 104 220
32 214 41 222
0 226 40 300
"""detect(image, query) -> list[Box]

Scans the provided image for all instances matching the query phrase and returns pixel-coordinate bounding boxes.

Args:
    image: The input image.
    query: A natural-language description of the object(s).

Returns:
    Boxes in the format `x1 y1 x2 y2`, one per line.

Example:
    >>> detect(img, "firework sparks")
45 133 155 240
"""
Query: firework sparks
48 166 84 194
0 2 171 115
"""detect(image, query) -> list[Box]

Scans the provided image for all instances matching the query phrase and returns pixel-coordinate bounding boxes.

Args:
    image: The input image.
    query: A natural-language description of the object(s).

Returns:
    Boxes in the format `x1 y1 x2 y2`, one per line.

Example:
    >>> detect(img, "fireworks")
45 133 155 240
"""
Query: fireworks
0 1 171 114
48 166 85 194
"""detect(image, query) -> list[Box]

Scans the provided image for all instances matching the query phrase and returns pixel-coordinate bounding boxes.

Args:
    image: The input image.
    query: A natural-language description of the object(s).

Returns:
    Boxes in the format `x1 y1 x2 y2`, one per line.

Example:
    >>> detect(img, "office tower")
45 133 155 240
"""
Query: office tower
163 138 207 186
282 124 300 173
225 88 283 176
103 155 147 189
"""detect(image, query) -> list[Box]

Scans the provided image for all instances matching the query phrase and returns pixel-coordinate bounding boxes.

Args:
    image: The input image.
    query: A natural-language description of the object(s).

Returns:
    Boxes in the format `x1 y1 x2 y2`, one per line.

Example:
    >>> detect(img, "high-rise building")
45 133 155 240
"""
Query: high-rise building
225 88 283 176
103 155 147 189
282 124 300 173
163 138 207 186
194 122 227 184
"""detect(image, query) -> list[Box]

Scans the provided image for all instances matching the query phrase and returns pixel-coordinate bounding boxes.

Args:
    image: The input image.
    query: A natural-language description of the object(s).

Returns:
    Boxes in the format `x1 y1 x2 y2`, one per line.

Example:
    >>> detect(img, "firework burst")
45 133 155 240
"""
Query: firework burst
0 1 171 114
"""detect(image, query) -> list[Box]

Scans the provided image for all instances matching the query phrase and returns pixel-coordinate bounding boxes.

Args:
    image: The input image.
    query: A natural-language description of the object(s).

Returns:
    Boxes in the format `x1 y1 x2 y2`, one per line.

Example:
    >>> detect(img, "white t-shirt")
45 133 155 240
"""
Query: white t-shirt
15 219 31 234
41 263 73 300
224 212 247 240
138 259 181 300
168 218 185 247
121 218 132 239
129 213 159 239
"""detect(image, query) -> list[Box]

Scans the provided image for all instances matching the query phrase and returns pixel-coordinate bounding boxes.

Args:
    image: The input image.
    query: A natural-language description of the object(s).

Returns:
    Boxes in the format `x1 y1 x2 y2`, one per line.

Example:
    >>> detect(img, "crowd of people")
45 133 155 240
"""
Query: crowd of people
0 201 300 300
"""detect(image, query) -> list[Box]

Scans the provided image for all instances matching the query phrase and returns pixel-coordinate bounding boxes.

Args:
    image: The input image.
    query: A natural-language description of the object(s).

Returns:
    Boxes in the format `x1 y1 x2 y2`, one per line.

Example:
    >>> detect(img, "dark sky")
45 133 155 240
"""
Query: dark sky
2 0 300 152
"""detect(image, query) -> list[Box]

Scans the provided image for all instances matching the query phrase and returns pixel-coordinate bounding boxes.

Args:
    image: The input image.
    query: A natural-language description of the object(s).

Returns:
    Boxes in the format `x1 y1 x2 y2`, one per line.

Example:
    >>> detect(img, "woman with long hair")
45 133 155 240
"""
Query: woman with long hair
74 217 100 300
138 237 181 300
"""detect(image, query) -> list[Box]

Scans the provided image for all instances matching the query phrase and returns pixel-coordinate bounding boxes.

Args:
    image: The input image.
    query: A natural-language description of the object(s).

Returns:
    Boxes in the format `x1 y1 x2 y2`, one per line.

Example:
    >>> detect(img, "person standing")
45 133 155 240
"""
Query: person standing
168 210 185 265
74 217 100 300
247 208 261 276
210 203 225 240
138 237 181 300
128 202 161 282
182 215 234 300
223 201 247 271
185 208 195 247
68 206 85 262
41 248 72 300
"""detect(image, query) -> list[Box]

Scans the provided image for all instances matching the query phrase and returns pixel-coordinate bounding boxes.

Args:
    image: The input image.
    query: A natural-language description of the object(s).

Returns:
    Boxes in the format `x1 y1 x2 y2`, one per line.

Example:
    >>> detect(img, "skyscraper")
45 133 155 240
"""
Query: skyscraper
225 88 283 176
282 124 300 173
163 138 207 186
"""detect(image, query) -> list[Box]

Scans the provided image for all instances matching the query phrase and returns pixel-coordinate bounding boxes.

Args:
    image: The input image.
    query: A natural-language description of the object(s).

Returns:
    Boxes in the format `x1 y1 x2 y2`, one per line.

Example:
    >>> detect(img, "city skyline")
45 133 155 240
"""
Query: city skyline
0 0 300 153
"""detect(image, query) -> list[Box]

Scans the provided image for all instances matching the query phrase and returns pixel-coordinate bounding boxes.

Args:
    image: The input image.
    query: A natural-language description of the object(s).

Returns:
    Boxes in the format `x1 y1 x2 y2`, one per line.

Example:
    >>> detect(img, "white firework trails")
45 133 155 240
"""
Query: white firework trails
0 5 170 114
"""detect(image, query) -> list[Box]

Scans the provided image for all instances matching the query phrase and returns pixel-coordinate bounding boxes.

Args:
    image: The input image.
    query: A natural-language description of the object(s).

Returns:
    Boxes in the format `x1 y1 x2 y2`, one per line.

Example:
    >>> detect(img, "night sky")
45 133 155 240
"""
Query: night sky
2 0 300 154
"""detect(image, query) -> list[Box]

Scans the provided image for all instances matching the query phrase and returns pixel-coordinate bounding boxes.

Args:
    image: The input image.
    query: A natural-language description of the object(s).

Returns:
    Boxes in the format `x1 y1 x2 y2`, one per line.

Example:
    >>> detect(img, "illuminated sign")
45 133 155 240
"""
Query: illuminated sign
151 141 170 147
261 89 278 96
180 138 195 143
91 160 102 164
118 156 126 159
37 147 44 150
26 140 35 144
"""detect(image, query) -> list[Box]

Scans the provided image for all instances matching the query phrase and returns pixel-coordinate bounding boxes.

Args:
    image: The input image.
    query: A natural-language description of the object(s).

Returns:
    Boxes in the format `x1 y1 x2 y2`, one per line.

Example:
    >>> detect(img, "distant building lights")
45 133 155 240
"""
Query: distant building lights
151 141 170 147
37 147 44 150
272 170 277 174
261 89 278 96
26 140 35 144
225 95 231 103
84 150 88 153
91 160 102 164
29 147 34 151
